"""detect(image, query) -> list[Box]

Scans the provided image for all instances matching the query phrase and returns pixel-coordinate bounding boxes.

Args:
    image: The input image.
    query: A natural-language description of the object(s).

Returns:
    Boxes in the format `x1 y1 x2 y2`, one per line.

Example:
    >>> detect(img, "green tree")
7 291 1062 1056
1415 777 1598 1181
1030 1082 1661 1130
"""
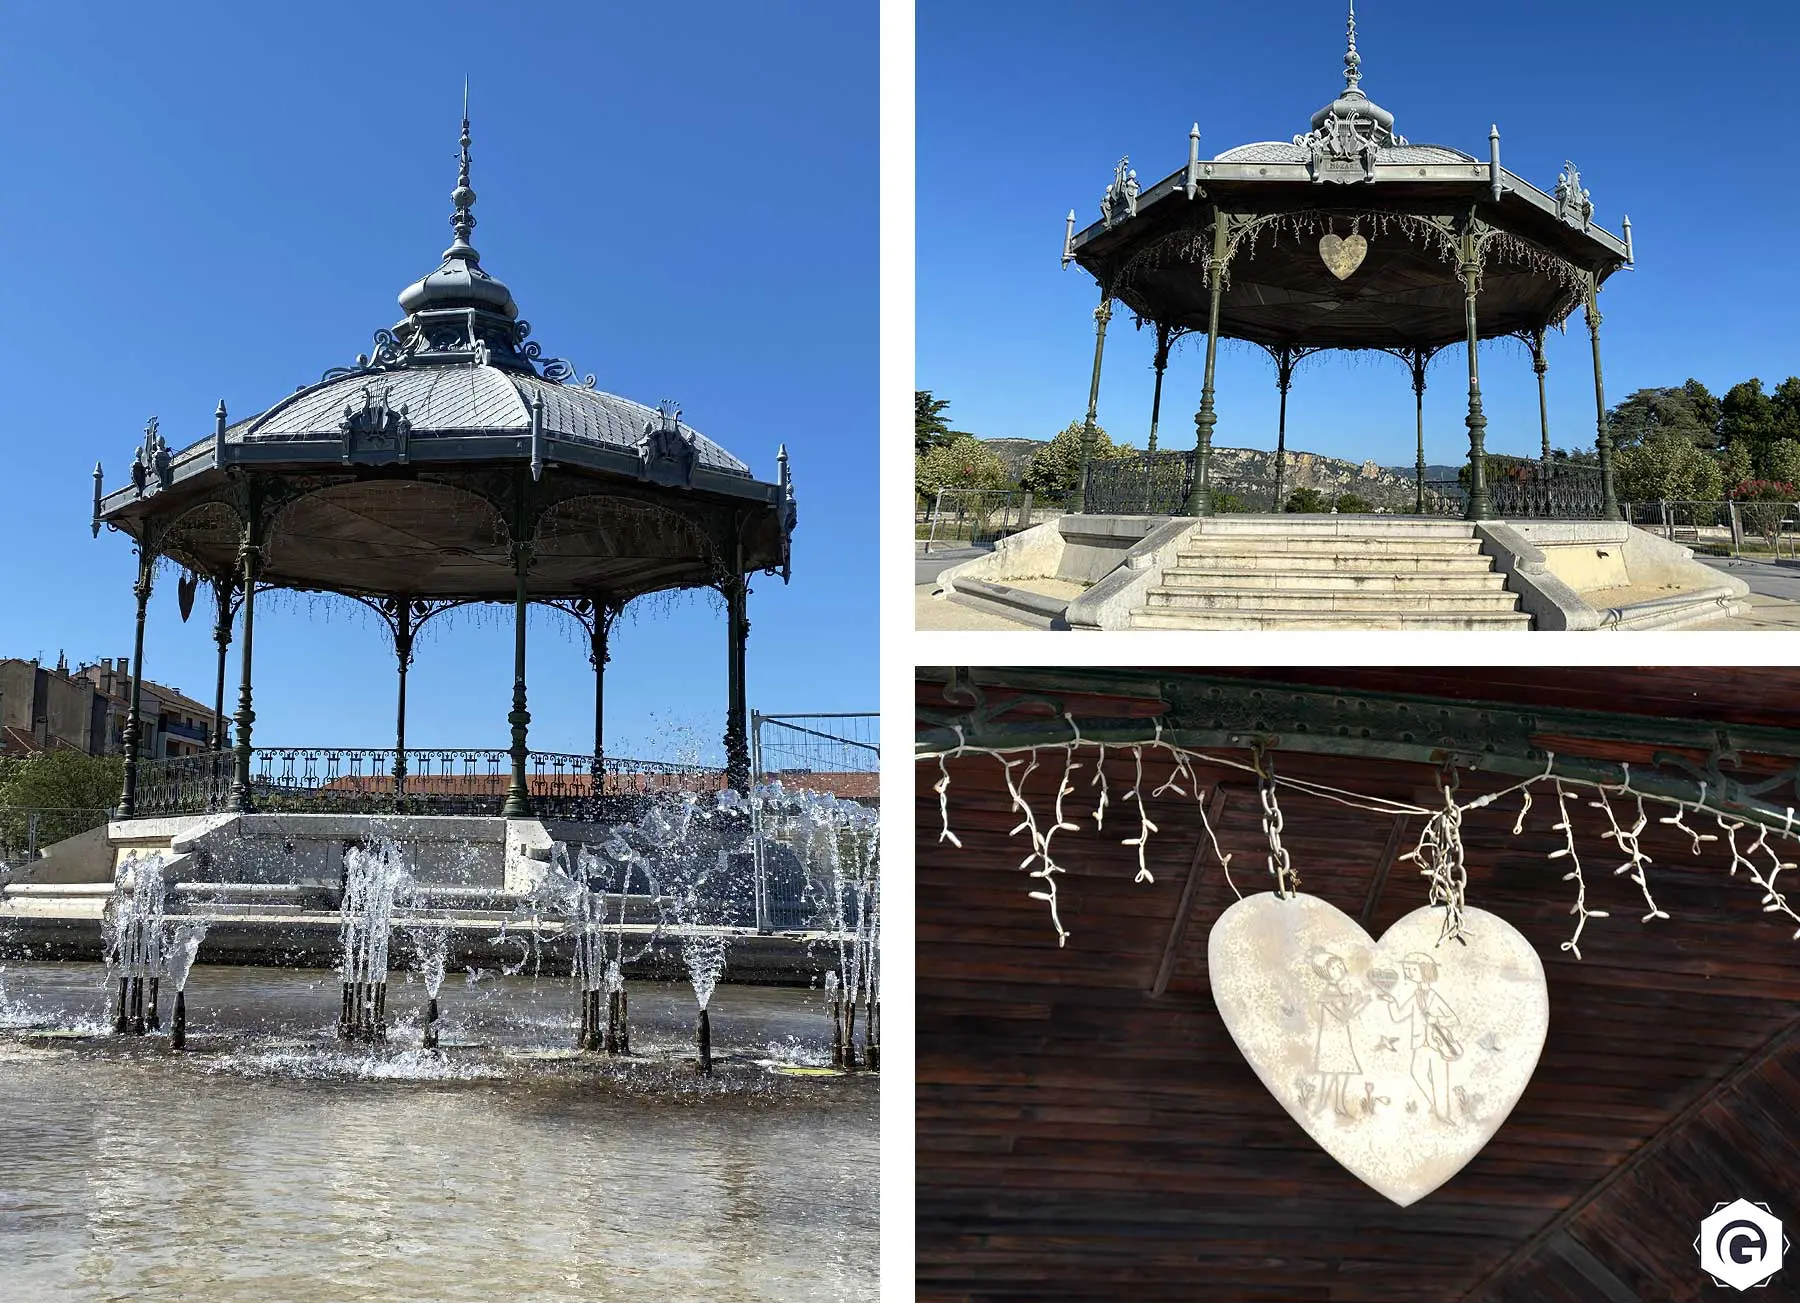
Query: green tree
1019 420 1133 500
1720 379 1779 475
1614 431 1724 503
915 434 1010 501
1607 386 1718 452
1284 487 1328 513
915 390 955 455
1772 377 1800 446
1766 439 1800 487
1720 442 1754 486
0 750 123 861
1333 493 1371 514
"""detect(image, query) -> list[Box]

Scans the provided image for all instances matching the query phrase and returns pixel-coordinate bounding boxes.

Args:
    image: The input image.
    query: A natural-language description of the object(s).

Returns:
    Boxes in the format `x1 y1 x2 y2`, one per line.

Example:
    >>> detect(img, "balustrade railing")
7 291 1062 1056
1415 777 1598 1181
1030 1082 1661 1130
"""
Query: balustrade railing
134 747 723 818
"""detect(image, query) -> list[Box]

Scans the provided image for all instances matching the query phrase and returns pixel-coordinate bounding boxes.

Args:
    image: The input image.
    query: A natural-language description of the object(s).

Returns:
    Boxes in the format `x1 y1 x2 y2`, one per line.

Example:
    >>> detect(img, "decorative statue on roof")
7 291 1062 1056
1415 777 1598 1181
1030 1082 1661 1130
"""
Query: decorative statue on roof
1554 162 1594 230
1101 157 1138 227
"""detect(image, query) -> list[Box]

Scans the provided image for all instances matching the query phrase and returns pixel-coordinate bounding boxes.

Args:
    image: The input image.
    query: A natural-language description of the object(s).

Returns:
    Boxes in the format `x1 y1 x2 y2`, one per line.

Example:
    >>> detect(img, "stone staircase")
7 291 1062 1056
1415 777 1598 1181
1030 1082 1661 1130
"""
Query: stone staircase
1130 518 1531 630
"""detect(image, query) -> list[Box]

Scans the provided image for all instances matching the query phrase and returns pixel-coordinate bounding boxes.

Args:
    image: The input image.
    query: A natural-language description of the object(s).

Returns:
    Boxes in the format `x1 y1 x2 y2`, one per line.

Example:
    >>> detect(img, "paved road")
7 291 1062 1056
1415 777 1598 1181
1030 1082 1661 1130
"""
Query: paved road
1694 556 1800 630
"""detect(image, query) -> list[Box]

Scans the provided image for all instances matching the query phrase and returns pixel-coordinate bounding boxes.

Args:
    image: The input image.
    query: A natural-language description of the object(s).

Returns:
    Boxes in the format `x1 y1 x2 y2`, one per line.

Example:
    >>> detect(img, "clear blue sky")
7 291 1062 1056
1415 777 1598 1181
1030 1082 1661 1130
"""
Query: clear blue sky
919 0 1800 467
0 1 875 765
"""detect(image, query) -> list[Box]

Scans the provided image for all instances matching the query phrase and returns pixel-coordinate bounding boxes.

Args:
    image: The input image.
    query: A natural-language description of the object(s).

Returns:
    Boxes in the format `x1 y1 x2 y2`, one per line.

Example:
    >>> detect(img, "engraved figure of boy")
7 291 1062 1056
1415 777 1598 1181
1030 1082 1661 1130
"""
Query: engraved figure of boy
1307 947 1368 1116
1376 952 1463 1121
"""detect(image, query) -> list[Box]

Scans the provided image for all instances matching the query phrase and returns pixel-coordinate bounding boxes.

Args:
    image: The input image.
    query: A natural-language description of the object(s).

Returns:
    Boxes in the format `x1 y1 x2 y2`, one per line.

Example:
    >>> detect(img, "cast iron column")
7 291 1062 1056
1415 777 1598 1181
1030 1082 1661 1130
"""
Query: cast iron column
1585 276 1620 519
590 609 611 784
723 540 751 795
1185 212 1229 517
117 545 156 818
1459 230 1494 521
1411 350 1429 515
1146 323 1171 454
209 577 233 753
1077 284 1112 510
230 486 264 812
392 599 413 804
1531 325 1551 474
501 503 534 819
1273 346 1295 510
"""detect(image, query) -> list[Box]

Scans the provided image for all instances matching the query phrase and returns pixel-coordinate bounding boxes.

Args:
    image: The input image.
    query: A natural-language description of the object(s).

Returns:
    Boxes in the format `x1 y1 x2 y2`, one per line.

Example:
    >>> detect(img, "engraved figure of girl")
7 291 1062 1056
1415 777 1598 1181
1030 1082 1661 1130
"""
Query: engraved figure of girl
1378 952 1463 1121
1307 948 1367 1115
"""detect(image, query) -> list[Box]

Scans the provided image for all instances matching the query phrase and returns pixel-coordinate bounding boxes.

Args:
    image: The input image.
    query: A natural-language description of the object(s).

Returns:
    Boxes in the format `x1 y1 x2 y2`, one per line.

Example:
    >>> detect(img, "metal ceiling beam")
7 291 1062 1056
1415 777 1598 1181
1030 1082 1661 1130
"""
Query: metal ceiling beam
917 668 1800 833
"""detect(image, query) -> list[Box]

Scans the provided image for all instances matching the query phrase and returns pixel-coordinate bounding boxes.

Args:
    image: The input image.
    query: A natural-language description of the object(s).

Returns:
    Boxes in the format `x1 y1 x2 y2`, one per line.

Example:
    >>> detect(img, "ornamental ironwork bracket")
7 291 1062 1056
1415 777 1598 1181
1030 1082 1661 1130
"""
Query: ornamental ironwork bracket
636 401 697 488
916 668 1800 836
339 386 412 466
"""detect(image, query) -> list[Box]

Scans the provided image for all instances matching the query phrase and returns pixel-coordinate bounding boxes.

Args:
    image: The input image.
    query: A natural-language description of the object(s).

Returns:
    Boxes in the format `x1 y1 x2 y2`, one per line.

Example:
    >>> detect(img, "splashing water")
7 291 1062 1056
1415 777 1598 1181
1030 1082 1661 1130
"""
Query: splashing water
168 923 209 993
102 852 170 1034
338 839 414 1039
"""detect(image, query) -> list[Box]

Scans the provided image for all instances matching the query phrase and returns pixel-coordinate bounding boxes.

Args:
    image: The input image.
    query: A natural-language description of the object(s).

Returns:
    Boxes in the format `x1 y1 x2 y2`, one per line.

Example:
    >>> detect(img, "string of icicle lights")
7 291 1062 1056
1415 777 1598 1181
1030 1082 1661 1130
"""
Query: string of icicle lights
920 718 1800 956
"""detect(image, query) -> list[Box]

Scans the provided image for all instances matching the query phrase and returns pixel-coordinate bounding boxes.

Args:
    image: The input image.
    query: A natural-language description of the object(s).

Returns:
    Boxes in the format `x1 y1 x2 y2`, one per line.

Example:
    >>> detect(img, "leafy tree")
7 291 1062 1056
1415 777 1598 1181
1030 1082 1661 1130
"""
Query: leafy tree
1773 377 1800 445
1766 439 1800 487
1458 453 1534 489
1213 491 1248 514
0 750 123 861
1720 379 1779 475
1614 431 1724 503
1607 385 1719 452
1333 493 1371 514
1284 487 1329 513
915 434 1010 501
1720 442 1754 486
915 390 955 455
1019 420 1133 500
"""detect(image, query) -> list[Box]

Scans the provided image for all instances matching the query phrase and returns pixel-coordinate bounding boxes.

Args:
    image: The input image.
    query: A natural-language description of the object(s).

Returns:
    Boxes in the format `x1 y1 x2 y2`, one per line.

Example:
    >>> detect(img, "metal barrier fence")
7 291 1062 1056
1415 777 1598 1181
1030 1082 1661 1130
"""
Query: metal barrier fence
751 711 878 930
0 805 113 869
1622 499 1800 558
919 489 1043 552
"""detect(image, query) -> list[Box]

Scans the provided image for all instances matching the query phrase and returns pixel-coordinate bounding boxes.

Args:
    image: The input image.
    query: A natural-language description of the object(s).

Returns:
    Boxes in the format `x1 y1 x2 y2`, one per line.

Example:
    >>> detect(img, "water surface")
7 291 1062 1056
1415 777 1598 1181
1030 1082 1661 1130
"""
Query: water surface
0 963 877 1302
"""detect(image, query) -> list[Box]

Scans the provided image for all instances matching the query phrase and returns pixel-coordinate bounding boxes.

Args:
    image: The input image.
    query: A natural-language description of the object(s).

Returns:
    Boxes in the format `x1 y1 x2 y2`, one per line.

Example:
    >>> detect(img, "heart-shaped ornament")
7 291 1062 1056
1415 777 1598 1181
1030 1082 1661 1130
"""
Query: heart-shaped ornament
1319 232 1368 280
1208 892 1547 1206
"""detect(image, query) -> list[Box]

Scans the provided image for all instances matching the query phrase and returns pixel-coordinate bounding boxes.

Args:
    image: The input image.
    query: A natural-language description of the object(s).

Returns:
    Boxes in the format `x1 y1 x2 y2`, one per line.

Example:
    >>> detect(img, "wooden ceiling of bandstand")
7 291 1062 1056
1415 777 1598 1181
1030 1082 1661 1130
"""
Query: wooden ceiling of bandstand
916 668 1800 1303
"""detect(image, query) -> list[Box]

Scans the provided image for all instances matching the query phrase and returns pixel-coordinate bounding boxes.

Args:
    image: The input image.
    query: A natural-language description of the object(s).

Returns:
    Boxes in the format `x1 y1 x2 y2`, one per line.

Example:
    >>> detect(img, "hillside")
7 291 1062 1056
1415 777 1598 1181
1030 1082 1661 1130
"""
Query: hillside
978 437 1434 511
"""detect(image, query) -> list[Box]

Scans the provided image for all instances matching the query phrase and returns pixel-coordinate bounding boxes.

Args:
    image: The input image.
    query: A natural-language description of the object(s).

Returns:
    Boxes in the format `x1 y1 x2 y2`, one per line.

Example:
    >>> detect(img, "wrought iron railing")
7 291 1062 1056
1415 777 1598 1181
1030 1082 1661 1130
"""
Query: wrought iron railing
134 747 723 818
1083 451 1282 516
1489 465 1605 519
1085 454 1609 519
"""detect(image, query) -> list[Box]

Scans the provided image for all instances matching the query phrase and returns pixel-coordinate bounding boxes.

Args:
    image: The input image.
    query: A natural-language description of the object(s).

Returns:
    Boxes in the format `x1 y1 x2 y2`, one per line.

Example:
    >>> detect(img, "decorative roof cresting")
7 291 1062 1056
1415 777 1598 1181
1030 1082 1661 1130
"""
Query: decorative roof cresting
1294 1 1408 184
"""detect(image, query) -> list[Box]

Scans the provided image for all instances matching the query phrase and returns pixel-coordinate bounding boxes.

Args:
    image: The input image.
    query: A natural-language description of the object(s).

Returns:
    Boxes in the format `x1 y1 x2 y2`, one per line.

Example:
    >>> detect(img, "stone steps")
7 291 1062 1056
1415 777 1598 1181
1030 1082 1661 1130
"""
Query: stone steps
1131 607 1531 631
1145 587 1518 612
1131 519 1531 631
1177 537 1487 559
1158 568 1509 592
1172 549 1494 573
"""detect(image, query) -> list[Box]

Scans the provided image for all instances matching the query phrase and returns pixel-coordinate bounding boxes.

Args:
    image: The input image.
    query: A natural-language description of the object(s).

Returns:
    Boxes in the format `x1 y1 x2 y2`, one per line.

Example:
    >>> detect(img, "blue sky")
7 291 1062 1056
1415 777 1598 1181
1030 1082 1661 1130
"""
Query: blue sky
918 0 1800 466
0 1 876 765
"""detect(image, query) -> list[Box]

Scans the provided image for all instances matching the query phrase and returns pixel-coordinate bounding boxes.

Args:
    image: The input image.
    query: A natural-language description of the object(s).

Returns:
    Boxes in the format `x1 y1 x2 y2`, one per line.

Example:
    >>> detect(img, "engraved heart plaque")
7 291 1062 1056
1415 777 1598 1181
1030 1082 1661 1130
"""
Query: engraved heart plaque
1319 232 1368 280
1208 892 1547 1206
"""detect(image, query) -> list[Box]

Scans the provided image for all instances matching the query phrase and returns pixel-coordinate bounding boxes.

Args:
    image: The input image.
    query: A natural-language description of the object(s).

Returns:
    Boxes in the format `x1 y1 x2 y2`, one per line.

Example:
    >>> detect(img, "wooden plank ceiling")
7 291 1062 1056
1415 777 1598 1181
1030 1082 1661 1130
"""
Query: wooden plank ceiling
916 668 1800 1302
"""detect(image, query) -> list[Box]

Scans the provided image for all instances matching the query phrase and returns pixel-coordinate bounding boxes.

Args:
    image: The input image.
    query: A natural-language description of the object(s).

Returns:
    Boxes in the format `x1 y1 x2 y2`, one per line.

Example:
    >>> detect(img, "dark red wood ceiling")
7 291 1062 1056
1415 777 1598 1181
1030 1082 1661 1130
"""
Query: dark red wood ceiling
917 668 1800 1302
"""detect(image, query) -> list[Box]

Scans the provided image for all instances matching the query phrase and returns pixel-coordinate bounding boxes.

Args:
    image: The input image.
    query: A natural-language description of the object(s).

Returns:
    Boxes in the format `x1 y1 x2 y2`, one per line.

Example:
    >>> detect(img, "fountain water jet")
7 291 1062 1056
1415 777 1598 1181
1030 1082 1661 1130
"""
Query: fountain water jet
102 852 169 1036
338 840 413 1041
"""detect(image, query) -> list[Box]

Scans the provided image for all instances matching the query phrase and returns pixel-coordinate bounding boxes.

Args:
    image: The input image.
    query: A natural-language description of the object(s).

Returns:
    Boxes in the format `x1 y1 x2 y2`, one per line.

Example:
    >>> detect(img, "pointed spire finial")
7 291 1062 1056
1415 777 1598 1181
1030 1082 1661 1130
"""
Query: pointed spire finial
1343 0 1362 91
448 80 478 261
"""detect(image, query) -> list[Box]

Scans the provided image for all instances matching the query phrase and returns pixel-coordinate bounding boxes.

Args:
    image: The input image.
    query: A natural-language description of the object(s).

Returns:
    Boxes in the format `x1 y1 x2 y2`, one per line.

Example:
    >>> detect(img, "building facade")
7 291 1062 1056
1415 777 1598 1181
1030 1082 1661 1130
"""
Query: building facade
0 656 213 759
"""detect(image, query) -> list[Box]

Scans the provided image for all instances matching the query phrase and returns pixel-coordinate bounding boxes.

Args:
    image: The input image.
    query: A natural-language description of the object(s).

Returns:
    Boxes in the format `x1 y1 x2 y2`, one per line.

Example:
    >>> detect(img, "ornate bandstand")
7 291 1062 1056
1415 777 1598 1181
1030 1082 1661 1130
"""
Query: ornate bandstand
94 112 797 819
1062 3 1632 521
